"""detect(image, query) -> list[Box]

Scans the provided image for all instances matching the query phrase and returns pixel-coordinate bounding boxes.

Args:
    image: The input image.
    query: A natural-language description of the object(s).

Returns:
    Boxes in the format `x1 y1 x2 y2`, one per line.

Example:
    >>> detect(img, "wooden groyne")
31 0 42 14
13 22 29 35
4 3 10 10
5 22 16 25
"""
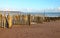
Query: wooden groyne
0 13 60 28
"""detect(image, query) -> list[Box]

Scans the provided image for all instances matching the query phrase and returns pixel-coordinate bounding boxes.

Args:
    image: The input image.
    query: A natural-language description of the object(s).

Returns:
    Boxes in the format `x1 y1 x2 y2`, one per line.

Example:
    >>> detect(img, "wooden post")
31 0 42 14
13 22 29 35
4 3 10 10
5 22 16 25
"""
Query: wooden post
7 13 12 28
3 13 6 28
0 14 2 28
28 14 31 26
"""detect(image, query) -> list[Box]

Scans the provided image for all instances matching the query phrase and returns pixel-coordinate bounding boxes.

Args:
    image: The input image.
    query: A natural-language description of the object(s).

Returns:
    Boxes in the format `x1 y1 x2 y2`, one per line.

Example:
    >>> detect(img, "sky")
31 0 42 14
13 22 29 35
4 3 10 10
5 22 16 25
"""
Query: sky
0 0 60 12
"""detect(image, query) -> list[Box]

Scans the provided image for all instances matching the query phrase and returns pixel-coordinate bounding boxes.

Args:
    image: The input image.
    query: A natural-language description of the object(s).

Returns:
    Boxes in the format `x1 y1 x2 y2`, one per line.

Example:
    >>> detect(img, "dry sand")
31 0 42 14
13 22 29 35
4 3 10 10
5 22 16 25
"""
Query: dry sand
0 20 60 38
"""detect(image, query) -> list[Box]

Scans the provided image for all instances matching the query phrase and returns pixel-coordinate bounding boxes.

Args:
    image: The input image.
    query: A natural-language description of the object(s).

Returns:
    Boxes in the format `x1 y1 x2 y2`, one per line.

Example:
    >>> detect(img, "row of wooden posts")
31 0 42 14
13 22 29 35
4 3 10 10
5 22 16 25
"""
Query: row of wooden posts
0 13 12 28
11 14 60 25
12 14 60 24
0 13 60 28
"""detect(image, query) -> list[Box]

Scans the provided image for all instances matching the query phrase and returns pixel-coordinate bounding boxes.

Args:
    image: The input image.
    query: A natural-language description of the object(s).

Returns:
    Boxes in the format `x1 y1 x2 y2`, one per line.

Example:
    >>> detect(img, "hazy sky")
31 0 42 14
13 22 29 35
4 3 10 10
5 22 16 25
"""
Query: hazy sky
0 0 60 11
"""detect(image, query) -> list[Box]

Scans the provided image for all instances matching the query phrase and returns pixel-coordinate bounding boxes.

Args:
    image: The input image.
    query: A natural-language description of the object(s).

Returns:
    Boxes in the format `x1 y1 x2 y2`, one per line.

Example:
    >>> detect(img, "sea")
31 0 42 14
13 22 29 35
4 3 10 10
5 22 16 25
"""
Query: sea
28 12 60 17
0 11 60 17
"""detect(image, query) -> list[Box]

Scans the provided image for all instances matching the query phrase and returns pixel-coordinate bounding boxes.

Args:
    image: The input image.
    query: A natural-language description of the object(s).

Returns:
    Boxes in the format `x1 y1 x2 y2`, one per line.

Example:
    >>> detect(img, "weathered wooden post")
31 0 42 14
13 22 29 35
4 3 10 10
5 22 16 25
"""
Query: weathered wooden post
28 14 31 26
7 13 12 28
22 15 25 24
0 14 2 28
3 13 6 28
36 16 43 23
23 15 28 25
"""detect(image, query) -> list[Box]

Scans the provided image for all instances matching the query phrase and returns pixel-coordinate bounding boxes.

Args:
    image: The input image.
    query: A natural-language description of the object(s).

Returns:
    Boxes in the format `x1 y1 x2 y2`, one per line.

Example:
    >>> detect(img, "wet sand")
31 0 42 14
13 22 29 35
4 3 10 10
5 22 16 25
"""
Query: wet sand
0 20 60 38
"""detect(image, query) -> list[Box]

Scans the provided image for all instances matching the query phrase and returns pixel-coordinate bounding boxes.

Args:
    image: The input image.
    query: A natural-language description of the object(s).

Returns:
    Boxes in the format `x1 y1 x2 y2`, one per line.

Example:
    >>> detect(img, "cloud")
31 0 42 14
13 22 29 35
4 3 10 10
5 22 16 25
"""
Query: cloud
0 7 60 12
58 7 60 10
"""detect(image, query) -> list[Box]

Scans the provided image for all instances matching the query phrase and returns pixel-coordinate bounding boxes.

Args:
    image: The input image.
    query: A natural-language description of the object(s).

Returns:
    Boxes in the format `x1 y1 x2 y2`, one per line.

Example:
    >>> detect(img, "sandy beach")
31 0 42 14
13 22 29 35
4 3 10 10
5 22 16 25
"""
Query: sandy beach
0 20 60 38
